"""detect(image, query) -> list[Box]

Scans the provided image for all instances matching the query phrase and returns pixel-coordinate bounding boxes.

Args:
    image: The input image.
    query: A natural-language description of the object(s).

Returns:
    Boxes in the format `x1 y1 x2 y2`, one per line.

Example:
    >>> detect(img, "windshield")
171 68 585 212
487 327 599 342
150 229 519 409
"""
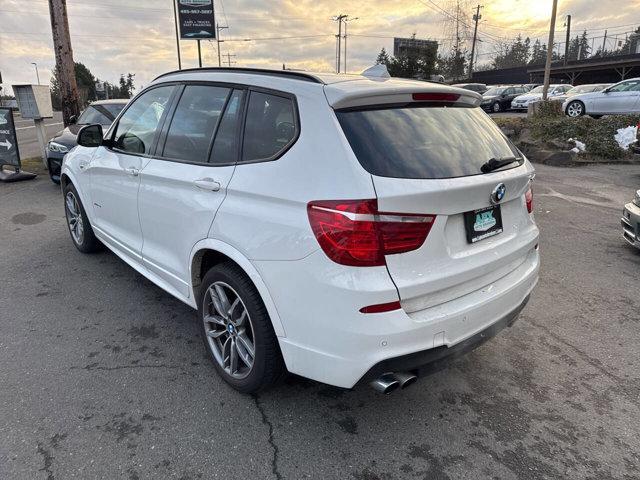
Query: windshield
484 87 506 96
337 105 521 179
78 103 126 125
568 85 596 94
528 86 545 94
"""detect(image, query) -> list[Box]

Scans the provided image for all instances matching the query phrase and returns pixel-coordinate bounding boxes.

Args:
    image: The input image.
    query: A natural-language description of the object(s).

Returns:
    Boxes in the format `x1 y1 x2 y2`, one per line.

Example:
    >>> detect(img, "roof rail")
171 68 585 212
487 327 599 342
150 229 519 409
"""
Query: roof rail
153 67 324 84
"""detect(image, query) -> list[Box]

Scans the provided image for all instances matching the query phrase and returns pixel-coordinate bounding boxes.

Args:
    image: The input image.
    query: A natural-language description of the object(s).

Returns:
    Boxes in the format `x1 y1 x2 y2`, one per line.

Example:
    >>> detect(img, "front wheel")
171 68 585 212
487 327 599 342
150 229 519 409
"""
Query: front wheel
492 102 502 113
198 262 286 393
63 183 102 253
565 100 585 117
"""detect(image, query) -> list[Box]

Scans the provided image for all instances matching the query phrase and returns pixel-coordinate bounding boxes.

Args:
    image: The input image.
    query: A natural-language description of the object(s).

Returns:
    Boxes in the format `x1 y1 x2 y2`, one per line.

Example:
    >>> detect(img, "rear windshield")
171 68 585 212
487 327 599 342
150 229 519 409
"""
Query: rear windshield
336 105 521 179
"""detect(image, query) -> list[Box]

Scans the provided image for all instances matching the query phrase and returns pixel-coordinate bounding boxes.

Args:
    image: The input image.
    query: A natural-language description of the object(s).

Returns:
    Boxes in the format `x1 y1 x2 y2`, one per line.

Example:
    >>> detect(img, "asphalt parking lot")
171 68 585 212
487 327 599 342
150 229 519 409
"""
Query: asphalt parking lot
1 163 639 479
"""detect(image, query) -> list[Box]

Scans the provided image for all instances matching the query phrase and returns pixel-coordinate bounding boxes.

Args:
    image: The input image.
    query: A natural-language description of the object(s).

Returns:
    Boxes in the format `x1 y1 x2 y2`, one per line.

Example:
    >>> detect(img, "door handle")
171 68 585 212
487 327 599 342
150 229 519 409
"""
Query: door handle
194 178 221 191
79 162 88 170
125 167 140 176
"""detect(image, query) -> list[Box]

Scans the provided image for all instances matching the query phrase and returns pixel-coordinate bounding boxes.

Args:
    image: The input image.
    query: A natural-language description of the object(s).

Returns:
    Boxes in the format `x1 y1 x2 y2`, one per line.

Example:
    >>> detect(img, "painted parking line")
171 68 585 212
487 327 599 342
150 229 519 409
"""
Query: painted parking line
16 122 63 131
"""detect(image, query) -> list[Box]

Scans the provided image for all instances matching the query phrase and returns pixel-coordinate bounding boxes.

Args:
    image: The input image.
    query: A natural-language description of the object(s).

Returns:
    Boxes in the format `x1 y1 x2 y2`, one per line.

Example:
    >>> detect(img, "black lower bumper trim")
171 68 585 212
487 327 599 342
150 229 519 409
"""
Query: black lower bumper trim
356 295 530 386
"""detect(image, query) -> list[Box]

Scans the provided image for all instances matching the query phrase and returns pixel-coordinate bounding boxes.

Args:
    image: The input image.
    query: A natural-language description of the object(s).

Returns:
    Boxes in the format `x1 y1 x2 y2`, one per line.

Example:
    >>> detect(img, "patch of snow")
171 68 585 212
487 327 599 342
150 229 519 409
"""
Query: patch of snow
568 138 586 153
614 126 638 151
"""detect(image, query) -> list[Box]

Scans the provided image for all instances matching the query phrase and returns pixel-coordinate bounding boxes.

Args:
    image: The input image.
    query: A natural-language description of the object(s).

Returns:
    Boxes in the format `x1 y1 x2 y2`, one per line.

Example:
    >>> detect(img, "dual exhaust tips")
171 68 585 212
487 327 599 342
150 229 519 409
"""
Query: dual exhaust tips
370 372 418 394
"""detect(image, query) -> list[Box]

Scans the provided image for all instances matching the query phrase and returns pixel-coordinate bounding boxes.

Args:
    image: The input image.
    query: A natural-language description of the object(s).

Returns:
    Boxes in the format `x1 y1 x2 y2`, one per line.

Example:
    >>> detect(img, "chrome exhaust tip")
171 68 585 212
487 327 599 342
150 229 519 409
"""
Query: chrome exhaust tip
393 372 418 389
370 373 401 394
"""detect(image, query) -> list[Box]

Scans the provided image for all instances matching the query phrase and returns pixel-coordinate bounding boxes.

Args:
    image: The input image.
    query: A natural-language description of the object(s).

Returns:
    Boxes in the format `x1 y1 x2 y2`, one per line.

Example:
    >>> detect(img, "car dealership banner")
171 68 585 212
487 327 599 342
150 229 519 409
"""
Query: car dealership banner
0 108 20 168
177 0 216 40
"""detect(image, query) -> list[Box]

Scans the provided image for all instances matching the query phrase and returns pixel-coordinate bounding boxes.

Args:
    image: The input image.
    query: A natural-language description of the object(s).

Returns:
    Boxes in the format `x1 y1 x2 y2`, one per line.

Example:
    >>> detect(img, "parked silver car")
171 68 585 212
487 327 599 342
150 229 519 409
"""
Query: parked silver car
563 78 640 117
622 189 640 249
553 83 611 104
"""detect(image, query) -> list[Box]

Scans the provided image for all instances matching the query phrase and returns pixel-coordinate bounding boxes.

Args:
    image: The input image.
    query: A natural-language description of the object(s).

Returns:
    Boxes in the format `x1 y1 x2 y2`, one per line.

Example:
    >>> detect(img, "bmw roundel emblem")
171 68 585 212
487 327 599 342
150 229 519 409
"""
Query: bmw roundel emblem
491 183 506 204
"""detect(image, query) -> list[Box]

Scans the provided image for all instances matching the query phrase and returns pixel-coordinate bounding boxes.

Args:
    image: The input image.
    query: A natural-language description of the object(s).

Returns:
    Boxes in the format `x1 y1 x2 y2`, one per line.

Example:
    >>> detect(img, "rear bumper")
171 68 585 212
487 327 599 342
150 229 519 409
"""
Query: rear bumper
256 246 539 389
356 294 529 385
622 202 640 249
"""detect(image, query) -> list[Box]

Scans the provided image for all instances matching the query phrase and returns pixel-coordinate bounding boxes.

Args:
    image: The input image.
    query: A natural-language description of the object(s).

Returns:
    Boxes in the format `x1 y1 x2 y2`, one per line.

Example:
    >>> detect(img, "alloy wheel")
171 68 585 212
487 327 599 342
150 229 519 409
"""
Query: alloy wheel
65 191 84 245
492 102 501 113
202 281 256 379
567 102 583 117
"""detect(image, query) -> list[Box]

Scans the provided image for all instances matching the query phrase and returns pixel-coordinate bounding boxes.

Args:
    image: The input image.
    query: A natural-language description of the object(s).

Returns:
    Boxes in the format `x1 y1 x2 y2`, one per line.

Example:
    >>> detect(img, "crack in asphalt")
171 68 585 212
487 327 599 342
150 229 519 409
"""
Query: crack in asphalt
36 442 55 480
70 363 185 372
253 394 282 480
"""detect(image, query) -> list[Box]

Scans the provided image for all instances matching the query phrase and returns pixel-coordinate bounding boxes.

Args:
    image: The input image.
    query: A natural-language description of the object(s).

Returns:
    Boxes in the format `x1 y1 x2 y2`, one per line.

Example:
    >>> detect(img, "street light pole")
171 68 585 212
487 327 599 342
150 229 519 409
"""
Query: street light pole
217 23 229 67
542 0 558 101
31 63 40 85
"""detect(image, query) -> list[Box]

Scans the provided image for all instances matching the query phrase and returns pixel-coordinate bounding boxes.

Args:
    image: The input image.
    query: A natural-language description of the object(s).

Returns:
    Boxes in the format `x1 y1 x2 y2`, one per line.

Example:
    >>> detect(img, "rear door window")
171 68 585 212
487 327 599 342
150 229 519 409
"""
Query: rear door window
337 105 521 179
162 85 231 163
241 91 297 162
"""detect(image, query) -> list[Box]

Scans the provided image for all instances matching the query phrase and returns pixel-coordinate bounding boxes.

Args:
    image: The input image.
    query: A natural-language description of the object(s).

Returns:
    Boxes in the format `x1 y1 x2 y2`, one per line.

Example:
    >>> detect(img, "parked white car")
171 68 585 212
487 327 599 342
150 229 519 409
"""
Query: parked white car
511 84 573 110
60 68 539 394
563 78 640 117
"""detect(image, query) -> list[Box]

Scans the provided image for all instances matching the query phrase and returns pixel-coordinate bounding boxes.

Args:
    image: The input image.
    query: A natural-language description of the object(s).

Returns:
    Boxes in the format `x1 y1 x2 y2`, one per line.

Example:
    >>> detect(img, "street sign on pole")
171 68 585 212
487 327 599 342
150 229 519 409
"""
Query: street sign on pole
176 0 216 40
0 107 36 182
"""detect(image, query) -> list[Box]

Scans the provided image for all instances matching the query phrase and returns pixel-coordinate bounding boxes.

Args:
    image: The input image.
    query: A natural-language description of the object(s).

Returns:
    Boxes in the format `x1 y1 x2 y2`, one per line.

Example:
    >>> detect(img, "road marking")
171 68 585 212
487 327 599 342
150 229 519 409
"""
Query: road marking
16 122 63 131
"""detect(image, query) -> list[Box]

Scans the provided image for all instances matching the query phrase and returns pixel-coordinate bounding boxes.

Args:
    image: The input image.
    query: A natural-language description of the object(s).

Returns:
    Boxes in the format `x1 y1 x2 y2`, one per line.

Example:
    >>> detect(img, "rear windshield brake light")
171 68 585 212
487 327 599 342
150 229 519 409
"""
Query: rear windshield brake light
412 92 460 102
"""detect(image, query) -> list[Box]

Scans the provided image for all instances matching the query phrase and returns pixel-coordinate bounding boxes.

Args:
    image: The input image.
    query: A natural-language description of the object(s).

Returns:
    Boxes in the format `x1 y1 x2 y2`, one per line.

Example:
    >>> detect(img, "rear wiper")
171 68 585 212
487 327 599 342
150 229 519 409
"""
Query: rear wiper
481 156 521 174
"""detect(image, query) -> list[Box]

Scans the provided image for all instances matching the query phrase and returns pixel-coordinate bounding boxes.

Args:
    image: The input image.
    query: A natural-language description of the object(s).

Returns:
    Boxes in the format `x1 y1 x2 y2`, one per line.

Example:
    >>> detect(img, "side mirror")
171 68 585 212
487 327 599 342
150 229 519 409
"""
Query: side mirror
69 115 77 124
77 124 103 148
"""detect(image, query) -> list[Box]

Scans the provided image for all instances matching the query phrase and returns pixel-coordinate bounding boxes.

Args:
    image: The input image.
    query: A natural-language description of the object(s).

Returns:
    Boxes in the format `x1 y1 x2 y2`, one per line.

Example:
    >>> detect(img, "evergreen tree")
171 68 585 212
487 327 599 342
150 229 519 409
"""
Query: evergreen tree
373 42 437 80
529 39 547 65
375 48 390 65
437 46 467 80
492 35 531 68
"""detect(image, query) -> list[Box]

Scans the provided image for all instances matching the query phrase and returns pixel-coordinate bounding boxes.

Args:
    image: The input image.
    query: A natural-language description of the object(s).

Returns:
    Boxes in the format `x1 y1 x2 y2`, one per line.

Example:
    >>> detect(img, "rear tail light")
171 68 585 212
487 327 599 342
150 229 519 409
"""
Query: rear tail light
307 199 435 267
525 187 533 213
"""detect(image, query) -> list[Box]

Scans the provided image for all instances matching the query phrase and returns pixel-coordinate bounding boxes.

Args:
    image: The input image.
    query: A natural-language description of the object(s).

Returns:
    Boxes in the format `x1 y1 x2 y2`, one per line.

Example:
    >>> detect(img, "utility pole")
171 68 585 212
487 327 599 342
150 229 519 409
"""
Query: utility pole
31 62 40 85
542 0 558 101
197 39 202 67
48 0 79 126
343 17 358 74
172 0 181 70
563 14 571 65
223 53 236 67
602 30 608 53
333 14 348 73
469 4 483 77
217 23 229 67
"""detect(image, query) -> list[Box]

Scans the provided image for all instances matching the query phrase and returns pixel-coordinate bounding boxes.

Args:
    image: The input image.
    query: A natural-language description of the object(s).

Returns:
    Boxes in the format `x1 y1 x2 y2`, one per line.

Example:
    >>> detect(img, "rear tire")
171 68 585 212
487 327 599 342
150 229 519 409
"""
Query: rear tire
198 262 286 394
63 183 102 253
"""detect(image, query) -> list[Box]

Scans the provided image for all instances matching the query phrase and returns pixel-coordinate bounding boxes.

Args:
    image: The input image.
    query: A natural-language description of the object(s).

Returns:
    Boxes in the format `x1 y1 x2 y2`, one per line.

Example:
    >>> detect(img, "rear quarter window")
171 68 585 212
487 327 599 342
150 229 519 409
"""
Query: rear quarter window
336 105 521 179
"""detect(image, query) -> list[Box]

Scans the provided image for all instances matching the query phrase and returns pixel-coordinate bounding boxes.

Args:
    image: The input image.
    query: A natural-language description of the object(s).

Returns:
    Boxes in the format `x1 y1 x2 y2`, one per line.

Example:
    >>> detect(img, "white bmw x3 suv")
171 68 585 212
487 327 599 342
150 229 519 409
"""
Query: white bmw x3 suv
61 68 539 394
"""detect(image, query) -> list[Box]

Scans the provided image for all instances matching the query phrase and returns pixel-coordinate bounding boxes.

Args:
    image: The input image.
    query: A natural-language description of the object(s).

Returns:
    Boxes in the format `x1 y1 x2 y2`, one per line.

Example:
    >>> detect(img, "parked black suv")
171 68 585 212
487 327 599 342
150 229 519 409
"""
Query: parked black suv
480 85 528 113
46 99 127 184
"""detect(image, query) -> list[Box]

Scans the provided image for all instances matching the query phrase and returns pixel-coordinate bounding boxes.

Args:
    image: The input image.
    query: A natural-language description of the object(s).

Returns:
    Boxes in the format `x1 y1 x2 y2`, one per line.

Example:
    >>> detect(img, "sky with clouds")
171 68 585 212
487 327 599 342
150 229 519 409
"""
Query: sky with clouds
0 0 638 95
